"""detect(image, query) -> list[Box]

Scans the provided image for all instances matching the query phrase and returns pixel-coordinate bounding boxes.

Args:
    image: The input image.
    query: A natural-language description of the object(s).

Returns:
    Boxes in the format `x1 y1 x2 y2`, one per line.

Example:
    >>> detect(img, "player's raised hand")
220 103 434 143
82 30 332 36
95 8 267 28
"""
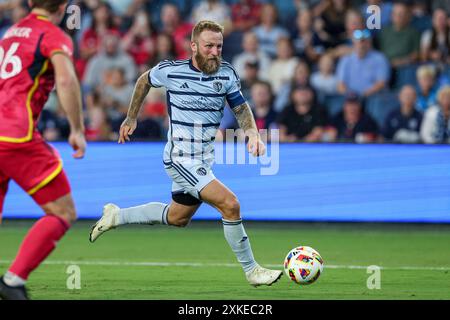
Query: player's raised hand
68 131 87 159
247 135 266 157
118 117 137 144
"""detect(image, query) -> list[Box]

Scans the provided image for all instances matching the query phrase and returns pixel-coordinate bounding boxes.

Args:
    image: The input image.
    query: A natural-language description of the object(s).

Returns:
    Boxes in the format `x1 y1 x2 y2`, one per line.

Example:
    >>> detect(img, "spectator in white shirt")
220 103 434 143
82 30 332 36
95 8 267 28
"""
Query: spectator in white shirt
311 54 338 96
267 37 299 94
191 0 233 35
420 85 450 144
232 31 271 81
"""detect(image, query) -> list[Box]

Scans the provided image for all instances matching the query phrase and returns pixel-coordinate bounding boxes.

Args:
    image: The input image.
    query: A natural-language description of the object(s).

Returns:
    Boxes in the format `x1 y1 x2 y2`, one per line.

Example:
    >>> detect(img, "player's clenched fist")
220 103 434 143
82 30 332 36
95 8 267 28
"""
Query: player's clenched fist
247 135 266 157
118 117 137 144
68 131 86 159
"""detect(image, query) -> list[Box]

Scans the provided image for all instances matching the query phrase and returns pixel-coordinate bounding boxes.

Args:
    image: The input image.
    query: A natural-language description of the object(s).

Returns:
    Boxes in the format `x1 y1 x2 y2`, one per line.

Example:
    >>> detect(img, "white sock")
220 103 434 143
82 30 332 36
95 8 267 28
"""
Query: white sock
3 271 26 287
117 202 170 225
222 219 258 273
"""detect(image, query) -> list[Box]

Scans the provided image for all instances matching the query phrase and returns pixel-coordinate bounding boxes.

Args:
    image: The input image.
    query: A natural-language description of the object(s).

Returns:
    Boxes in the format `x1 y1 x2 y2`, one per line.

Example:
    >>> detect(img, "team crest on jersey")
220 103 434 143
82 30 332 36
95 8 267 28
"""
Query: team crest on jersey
213 81 223 92
196 167 207 176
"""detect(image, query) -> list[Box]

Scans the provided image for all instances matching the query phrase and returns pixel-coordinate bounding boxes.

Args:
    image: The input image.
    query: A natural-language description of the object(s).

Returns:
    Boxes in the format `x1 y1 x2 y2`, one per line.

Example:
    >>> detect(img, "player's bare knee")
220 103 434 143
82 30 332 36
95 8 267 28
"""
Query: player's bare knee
222 197 240 220
65 207 77 223
44 205 77 224
56 210 76 224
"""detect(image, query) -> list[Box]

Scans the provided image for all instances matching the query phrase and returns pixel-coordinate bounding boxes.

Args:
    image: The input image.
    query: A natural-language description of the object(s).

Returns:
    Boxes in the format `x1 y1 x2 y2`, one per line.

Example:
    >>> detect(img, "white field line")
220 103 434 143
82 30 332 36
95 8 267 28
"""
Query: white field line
0 260 449 271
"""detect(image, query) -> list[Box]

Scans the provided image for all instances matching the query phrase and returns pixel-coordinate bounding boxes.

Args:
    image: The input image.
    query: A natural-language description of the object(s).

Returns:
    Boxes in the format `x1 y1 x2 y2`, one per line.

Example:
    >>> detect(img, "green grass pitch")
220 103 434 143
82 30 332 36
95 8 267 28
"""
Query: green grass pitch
0 220 449 300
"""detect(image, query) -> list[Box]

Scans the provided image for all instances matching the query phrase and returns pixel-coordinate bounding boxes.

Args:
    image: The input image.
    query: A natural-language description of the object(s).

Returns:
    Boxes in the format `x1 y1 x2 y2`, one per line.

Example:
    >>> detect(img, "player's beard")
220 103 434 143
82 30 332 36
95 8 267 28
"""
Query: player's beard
195 51 221 75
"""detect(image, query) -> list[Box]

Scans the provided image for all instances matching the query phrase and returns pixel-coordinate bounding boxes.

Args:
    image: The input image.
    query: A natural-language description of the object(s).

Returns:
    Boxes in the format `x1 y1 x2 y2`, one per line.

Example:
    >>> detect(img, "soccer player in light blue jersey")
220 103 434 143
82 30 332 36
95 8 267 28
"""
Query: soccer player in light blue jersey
89 21 282 286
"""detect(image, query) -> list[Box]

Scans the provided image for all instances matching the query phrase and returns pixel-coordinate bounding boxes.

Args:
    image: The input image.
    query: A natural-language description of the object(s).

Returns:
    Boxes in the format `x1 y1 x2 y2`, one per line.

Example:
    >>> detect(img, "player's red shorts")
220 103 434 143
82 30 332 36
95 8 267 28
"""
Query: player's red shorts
0 138 71 215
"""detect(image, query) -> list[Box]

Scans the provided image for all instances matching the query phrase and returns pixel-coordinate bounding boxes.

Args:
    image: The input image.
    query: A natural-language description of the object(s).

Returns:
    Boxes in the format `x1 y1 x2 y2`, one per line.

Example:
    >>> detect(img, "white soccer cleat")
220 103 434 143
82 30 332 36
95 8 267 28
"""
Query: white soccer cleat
245 265 283 287
89 203 120 243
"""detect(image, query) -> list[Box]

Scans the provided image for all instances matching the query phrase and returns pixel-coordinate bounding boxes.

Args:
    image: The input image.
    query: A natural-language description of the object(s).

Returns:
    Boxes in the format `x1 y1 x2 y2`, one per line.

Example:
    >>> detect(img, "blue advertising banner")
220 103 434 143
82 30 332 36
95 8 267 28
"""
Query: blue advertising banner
3 142 450 223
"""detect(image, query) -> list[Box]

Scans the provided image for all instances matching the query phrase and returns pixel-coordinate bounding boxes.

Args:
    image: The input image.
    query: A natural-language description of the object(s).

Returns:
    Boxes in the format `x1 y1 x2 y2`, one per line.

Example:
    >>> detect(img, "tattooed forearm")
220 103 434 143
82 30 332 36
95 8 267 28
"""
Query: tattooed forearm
126 71 151 120
232 102 259 137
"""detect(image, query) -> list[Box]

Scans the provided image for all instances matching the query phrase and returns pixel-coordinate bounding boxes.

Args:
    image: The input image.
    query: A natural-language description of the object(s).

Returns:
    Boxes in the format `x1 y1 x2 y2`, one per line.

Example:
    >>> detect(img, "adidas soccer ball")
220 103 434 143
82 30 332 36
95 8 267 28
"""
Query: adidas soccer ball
284 246 324 285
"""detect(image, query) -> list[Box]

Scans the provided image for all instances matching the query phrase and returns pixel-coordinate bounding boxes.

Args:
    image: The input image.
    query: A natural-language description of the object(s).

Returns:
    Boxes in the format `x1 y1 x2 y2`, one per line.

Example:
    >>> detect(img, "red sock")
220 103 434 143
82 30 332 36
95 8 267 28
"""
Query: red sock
9 214 70 280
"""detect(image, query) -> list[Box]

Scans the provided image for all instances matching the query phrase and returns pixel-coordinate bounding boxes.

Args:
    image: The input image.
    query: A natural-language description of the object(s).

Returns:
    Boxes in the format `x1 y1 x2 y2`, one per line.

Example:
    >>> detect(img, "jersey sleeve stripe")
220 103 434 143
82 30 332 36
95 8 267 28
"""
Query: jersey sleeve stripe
159 58 189 67
49 49 68 57
159 62 190 70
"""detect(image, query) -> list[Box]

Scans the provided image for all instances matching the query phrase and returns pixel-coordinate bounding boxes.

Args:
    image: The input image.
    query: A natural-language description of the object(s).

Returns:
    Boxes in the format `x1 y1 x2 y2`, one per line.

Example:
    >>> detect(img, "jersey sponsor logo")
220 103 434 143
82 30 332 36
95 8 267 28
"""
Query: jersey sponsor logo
178 98 222 110
196 167 207 176
180 82 189 89
213 81 223 92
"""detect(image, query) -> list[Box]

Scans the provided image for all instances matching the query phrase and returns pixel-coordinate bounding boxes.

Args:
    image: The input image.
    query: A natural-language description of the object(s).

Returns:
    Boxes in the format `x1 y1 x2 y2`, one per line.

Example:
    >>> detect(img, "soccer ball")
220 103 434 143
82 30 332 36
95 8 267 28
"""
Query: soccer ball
284 246 324 285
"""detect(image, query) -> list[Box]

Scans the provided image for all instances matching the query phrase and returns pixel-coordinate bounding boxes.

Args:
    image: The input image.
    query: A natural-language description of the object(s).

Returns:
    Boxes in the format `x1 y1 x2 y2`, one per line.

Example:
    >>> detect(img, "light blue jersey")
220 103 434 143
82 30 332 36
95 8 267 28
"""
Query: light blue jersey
148 58 245 166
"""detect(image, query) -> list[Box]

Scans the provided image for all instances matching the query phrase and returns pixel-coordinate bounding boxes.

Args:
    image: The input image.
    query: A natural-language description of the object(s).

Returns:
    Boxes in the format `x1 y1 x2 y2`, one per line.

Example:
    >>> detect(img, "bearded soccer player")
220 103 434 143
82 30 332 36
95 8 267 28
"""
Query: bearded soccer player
90 21 282 286
0 0 86 300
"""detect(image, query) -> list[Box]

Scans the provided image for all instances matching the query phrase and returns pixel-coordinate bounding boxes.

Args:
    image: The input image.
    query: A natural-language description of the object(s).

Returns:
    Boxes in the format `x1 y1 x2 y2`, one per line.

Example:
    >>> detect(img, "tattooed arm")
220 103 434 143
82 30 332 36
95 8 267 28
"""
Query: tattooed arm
118 70 151 143
232 102 266 157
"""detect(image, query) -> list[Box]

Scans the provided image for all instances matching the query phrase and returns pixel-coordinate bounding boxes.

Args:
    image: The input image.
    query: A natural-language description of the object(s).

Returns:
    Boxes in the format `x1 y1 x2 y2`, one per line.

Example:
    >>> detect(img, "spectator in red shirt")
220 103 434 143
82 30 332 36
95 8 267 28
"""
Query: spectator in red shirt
159 3 193 59
122 10 156 73
77 1 119 78
230 0 261 32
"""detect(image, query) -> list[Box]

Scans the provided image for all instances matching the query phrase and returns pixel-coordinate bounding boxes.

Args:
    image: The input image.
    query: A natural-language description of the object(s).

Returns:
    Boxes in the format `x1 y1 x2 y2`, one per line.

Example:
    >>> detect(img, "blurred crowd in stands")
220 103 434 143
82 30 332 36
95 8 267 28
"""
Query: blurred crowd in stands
1 0 450 144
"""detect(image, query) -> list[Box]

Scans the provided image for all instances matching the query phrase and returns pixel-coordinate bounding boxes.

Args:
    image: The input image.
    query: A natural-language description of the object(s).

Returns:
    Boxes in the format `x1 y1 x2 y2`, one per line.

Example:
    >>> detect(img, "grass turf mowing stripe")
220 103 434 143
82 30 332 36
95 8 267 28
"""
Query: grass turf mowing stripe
1 260 449 271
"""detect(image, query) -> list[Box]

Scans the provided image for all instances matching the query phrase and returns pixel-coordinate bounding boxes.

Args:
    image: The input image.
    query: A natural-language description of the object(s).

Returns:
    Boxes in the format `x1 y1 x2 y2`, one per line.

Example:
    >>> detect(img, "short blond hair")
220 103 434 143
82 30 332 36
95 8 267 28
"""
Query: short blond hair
191 20 224 42
417 64 436 79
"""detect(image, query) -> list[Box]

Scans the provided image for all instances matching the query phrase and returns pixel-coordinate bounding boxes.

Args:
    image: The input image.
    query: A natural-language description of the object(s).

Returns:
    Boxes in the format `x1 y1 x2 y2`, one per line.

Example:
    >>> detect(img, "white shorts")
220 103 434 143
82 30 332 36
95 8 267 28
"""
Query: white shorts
163 159 216 200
